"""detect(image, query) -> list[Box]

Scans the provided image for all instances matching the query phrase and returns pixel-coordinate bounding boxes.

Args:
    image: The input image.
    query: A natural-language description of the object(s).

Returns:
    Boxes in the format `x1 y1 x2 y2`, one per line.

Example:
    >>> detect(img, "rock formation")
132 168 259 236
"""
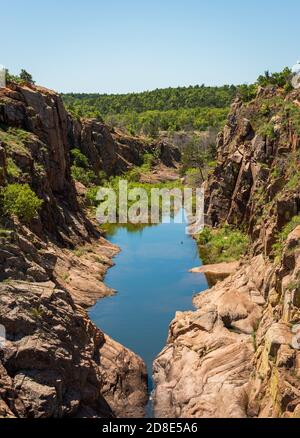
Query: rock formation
0 82 179 418
0 281 147 418
154 86 300 418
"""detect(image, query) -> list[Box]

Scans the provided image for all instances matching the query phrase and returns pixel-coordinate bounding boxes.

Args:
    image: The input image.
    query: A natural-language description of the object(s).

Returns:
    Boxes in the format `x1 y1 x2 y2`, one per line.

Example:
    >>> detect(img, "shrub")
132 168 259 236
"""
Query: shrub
71 148 89 168
126 167 142 182
71 165 96 186
6 158 21 179
257 68 292 88
0 127 32 156
70 148 98 186
19 69 35 85
1 183 43 223
197 225 249 264
86 186 99 206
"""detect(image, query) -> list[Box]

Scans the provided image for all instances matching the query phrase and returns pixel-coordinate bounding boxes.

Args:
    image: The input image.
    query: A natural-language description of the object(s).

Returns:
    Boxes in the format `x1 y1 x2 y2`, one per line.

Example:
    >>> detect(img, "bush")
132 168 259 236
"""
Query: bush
71 165 96 186
197 225 249 264
19 69 35 85
6 158 21 179
1 183 43 223
257 68 292 88
71 148 89 168
86 187 99 206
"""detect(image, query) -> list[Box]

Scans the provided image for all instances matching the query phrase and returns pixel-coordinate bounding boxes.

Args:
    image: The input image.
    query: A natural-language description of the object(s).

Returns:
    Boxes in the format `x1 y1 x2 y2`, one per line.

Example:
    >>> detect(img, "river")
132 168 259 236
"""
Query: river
89 209 208 414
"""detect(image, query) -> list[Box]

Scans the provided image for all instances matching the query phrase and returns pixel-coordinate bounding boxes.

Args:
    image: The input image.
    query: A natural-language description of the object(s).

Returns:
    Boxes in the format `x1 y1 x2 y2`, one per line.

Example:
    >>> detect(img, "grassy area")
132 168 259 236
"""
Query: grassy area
0 126 32 156
197 225 249 264
6 158 21 179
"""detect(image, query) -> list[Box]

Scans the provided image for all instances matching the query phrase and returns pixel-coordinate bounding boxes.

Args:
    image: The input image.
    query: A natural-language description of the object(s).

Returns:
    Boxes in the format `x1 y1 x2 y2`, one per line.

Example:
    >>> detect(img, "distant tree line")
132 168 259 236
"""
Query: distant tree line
62 68 292 137
62 85 241 136
63 84 238 114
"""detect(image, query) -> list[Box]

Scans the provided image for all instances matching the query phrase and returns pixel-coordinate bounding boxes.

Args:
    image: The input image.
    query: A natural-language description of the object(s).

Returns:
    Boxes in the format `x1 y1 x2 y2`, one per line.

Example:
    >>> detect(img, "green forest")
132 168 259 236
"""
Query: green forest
62 84 249 136
62 68 291 137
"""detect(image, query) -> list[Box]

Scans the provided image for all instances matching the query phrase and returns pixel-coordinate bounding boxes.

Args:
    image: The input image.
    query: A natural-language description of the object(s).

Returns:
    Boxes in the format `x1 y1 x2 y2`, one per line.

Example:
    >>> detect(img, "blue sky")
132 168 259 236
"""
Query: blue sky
1 0 299 93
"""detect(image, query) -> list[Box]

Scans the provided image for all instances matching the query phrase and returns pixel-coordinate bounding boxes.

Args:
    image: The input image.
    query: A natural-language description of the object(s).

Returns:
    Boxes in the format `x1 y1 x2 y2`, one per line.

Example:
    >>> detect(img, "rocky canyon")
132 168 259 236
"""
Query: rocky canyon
153 86 300 418
0 81 180 418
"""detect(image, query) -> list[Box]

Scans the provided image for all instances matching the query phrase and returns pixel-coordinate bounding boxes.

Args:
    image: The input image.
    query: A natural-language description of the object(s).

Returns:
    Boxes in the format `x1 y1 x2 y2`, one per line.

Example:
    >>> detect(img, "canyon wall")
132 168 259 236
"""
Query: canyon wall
154 86 300 418
0 82 179 418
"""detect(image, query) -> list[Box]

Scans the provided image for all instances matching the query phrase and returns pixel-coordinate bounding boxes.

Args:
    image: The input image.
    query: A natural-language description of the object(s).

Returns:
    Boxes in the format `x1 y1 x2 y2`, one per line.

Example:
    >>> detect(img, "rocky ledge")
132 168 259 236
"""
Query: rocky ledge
153 255 267 418
0 281 147 418
154 245 300 418
189 261 239 286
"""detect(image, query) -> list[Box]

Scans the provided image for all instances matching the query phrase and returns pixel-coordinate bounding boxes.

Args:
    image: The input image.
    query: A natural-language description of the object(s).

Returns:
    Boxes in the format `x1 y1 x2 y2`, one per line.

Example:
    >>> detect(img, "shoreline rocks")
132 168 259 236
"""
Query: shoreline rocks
0 281 148 418
189 261 240 287
153 256 267 418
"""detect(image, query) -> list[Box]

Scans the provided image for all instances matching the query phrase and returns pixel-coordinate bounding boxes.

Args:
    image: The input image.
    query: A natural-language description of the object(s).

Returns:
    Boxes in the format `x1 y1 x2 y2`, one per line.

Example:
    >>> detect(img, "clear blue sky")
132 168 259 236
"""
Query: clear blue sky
1 0 299 93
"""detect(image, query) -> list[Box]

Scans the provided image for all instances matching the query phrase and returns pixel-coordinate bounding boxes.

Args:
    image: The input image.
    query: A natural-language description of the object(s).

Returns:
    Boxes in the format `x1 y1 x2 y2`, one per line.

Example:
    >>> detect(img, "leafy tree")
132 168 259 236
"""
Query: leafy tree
257 67 291 88
5 69 22 84
71 148 89 168
70 148 97 186
1 183 42 223
19 69 35 84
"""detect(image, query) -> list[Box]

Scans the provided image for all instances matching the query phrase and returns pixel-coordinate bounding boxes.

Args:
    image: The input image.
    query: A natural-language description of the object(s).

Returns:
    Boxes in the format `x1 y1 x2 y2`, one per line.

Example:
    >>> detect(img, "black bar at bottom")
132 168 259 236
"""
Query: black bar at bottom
0 418 299 435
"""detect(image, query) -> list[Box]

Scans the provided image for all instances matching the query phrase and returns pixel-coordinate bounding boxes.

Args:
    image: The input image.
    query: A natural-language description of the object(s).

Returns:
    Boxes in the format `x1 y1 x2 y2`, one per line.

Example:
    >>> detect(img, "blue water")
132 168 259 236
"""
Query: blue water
89 210 208 392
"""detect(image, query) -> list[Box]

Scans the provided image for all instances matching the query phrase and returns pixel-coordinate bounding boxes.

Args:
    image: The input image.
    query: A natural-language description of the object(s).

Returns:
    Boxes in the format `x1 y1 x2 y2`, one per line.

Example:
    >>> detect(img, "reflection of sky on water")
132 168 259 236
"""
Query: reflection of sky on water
89 210 208 374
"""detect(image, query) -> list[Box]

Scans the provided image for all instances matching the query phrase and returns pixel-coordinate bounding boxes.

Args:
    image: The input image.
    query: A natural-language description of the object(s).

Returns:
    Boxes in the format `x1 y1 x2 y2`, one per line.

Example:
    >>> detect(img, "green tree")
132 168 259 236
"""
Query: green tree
1 183 43 223
71 148 89 168
19 69 35 84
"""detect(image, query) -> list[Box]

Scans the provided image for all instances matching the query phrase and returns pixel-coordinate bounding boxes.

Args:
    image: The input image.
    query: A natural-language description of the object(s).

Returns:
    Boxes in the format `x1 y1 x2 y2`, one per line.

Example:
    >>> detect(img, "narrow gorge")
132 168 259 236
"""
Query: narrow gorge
1 77 300 420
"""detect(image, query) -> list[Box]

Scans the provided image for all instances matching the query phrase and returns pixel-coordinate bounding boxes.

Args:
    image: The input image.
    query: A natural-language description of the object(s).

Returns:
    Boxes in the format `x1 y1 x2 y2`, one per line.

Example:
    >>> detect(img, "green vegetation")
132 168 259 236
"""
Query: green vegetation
0 228 13 237
251 92 300 139
87 152 183 226
5 69 35 85
62 85 244 137
273 215 300 261
62 69 292 138
19 69 35 85
63 84 238 115
197 225 249 264
70 148 97 186
29 307 44 321
90 174 183 220
71 166 97 186
285 151 300 191
6 158 21 179
0 183 43 223
256 68 292 89
180 132 217 180
0 126 32 156
105 107 229 137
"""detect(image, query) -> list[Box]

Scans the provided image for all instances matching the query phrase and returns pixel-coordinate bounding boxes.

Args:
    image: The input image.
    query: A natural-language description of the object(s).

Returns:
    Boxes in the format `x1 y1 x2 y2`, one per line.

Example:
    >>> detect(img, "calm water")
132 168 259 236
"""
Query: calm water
89 210 208 394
